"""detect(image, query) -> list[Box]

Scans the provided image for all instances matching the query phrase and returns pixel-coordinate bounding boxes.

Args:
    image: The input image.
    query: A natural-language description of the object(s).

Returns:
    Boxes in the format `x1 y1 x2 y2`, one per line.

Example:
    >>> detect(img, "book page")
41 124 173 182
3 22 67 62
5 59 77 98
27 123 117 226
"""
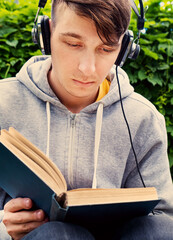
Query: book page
66 187 158 206
9 127 67 191
0 130 66 195
0 137 64 195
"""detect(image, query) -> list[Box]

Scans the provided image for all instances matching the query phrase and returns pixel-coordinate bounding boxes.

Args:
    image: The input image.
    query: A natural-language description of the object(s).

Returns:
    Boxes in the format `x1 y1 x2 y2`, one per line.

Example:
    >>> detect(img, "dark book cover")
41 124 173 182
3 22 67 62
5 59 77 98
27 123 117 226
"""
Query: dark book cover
0 142 160 226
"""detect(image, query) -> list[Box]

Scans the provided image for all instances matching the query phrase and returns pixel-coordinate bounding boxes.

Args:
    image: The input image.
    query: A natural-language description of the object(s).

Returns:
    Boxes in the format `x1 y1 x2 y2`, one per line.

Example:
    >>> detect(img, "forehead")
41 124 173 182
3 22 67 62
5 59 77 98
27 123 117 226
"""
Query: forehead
53 5 102 41
52 4 120 45
54 4 95 30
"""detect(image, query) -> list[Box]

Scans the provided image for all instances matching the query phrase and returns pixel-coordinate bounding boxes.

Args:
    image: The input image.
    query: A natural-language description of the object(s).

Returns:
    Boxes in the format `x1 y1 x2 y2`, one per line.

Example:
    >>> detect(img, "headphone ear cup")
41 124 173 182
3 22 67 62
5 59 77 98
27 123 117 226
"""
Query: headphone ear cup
32 15 51 55
40 15 51 55
115 31 132 67
128 42 140 60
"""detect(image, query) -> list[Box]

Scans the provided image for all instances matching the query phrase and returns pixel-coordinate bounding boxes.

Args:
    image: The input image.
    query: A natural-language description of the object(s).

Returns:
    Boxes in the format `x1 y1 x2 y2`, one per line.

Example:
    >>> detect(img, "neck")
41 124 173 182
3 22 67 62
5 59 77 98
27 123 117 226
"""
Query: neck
48 71 98 113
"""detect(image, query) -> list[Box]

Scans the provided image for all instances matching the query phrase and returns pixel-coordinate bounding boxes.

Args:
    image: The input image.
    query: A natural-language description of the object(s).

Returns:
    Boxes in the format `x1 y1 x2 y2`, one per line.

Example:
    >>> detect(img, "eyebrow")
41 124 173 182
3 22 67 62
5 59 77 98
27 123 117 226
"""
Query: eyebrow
59 32 83 40
59 32 120 47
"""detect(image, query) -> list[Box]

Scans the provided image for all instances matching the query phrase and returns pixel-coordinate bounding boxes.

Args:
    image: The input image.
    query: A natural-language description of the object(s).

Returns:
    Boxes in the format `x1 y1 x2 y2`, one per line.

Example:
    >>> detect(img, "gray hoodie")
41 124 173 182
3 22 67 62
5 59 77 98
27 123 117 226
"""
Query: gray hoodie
0 55 173 218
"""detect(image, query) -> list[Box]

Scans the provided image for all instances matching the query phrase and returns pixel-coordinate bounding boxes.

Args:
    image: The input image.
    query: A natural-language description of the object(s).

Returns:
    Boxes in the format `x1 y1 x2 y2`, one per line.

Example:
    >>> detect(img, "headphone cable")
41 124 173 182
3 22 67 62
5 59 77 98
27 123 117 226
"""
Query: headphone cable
116 65 146 188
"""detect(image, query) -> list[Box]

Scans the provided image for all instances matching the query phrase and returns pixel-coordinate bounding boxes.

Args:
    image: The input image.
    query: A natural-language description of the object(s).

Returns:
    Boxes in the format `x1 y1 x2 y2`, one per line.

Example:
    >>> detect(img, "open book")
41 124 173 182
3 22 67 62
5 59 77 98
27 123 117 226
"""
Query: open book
0 128 159 225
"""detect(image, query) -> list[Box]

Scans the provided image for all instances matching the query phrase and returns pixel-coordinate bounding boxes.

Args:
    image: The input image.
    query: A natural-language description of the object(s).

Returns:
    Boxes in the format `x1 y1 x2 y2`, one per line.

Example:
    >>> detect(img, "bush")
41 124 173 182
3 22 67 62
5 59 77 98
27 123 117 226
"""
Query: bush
0 0 173 176
0 0 51 78
123 0 173 174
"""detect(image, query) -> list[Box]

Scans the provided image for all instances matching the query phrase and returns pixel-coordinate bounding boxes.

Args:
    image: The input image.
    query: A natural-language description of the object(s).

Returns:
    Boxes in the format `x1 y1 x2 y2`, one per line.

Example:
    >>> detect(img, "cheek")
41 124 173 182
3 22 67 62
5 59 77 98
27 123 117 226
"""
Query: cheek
96 57 115 79
54 48 78 71
52 46 75 72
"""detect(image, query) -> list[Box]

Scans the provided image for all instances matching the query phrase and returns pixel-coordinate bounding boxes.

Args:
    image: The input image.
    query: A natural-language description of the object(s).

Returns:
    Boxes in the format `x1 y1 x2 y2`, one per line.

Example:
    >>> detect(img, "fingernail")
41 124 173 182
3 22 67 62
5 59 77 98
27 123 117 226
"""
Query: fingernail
25 199 31 208
36 210 44 220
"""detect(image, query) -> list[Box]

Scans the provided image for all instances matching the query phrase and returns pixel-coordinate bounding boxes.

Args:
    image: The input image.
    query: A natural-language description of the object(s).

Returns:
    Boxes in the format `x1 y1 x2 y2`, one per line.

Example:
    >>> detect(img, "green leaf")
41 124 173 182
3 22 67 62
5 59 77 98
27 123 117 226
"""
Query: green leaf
168 84 173 90
138 70 147 80
0 44 11 51
145 65 157 72
21 42 35 47
142 47 159 60
158 43 170 50
160 18 173 24
0 26 17 37
167 126 173 137
144 21 156 28
167 46 173 57
157 63 170 70
145 32 169 41
148 73 163 86
6 39 18 47
129 62 139 69
29 49 42 56
139 39 152 45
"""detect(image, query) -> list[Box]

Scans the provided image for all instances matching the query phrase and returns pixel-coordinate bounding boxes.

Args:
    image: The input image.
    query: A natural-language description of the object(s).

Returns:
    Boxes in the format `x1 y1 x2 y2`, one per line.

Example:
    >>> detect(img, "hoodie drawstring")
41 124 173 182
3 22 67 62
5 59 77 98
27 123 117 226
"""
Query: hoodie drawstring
92 102 104 189
46 101 51 157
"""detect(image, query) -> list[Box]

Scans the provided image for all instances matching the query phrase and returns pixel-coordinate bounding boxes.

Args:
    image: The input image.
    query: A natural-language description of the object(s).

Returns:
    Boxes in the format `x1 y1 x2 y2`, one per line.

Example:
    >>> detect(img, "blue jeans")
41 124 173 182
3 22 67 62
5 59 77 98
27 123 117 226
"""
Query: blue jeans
22 214 173 240
118 214 173 240
22 222 94 240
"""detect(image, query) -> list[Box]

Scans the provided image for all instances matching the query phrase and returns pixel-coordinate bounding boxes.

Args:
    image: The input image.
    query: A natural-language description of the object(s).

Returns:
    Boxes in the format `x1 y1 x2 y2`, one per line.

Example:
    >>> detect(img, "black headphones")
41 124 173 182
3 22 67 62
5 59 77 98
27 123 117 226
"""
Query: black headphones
32 0 145 67
115 0 145 67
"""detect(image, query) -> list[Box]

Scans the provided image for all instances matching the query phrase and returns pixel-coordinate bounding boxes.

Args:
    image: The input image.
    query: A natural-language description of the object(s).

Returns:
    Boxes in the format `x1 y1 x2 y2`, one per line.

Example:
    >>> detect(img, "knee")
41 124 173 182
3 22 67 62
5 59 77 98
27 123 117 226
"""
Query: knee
22 221 95 240
49 222 95 239
120 214 173 240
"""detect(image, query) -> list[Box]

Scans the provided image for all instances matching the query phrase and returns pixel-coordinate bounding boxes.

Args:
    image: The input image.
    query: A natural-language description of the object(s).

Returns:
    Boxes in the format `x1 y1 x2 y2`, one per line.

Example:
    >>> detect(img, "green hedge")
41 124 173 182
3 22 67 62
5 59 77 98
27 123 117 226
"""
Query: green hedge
0 0 173 176
124 0 173 176
0 0 50 78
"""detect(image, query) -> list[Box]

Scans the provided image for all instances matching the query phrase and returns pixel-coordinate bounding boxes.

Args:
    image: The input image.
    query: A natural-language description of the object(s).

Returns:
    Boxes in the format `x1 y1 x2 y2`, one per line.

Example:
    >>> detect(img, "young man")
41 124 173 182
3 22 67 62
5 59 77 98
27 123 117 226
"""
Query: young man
0 0 173 239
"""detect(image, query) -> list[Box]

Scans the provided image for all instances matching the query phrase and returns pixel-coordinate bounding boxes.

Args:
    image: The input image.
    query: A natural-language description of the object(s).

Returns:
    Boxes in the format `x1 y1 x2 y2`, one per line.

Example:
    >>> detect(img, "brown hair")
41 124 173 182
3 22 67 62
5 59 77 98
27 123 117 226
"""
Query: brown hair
51 0 131 45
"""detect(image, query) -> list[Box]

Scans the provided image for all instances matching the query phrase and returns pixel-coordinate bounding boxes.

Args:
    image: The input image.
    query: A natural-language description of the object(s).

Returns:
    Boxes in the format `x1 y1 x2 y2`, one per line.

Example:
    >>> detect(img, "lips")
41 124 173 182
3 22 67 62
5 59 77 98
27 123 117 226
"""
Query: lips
72 79 94 87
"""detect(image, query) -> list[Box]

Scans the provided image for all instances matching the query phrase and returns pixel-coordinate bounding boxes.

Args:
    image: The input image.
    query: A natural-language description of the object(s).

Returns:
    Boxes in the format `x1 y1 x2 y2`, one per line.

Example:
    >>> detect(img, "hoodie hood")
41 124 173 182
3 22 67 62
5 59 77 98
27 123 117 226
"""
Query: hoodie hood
16 55 134 111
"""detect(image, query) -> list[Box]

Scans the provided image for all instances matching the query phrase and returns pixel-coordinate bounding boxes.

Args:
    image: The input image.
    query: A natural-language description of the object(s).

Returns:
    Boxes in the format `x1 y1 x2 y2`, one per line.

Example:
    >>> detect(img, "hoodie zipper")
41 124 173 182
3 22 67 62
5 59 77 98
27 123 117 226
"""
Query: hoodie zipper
68 114 77 188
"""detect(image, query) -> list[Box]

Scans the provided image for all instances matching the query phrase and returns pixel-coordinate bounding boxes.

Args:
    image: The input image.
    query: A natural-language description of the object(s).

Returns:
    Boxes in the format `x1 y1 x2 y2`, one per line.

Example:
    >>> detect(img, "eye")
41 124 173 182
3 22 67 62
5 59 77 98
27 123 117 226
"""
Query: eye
99 46 116 54
102 48 114 53
66 42 82 48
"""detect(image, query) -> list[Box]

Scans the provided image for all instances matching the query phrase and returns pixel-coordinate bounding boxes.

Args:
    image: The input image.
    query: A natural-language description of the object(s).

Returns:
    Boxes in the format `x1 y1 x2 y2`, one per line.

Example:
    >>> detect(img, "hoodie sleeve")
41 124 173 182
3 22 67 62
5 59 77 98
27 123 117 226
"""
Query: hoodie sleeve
123 110 173 217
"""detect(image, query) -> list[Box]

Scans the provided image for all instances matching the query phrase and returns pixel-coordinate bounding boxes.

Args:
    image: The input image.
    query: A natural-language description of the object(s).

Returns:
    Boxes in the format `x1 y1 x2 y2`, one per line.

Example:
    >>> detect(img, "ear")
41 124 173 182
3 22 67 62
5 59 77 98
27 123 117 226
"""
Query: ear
117 34 125 54
49 19 52 34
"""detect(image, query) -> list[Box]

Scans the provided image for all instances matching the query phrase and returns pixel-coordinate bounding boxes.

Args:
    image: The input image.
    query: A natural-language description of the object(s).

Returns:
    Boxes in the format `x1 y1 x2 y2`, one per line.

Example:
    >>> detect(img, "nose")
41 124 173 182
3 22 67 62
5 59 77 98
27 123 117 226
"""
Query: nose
78 51 96 76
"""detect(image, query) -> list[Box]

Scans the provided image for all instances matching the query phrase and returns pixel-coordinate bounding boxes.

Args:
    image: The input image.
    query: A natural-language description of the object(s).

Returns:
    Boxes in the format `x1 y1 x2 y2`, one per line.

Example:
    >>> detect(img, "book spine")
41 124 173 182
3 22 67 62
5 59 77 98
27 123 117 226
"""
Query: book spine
50 193 68 221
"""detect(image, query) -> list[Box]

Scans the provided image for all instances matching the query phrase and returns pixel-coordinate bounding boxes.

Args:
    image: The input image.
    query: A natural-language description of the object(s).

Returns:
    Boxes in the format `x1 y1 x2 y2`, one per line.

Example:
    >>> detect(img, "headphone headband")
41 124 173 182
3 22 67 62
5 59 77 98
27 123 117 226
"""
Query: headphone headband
32 0 146 67
129 0 145 31
38 0 47 8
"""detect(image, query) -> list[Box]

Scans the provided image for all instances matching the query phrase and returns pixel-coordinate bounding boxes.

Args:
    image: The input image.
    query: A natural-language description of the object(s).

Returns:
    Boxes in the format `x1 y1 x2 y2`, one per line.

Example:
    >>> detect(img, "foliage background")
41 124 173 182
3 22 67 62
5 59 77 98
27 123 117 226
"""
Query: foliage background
124 0 173 177
0 0 173 177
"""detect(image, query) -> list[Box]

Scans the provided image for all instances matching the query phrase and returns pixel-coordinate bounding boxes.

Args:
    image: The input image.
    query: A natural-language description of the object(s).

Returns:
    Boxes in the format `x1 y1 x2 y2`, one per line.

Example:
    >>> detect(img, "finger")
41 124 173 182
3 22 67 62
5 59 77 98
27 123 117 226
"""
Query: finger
13 209 46 224
4 198 33 212
7 219 49 240
3 209 46 226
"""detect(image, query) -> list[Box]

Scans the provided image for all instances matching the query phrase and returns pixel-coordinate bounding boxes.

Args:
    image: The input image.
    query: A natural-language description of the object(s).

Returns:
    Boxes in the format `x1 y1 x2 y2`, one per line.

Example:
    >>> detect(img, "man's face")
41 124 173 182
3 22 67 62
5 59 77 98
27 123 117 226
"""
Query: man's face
49 4 123 103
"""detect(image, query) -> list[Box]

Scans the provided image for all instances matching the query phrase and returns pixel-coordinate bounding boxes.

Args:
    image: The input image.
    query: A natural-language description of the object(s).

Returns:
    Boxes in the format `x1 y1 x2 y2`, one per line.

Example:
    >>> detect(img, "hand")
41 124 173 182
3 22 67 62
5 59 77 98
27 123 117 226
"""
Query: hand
3 198 49 240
